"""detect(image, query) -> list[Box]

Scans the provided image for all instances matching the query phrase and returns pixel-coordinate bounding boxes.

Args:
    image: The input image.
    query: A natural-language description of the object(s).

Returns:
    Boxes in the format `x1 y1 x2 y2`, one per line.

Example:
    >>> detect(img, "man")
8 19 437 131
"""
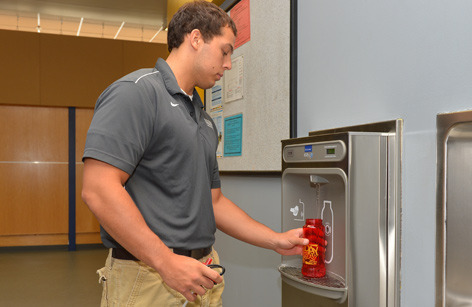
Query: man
82 1 308 306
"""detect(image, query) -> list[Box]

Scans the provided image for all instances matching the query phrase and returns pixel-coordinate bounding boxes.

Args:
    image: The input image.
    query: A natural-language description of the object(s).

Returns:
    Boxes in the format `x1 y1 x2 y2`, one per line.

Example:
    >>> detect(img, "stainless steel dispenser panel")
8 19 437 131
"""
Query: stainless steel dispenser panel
436 111 472 307
444 124 472 306
348 133 388 307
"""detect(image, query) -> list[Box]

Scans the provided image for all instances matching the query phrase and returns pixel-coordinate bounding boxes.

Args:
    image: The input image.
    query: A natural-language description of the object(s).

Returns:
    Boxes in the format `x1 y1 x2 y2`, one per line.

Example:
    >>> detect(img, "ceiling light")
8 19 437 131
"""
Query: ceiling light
149 26 163 42
77 17 84 36
114 21 125 39
37 13 41 33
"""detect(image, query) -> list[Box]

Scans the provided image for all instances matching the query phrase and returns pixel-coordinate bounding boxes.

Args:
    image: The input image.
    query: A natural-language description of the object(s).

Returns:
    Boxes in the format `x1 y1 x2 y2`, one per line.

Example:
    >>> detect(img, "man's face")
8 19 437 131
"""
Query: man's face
194 26 235 89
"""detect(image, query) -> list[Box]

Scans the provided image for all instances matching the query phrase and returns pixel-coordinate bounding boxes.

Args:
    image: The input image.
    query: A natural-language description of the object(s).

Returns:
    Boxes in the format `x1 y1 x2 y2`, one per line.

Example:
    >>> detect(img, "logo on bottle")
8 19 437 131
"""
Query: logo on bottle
303 243 319 265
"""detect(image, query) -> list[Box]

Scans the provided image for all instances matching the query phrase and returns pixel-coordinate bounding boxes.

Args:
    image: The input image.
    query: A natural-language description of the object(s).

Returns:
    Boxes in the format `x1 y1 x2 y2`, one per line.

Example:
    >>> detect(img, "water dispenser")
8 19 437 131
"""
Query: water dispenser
280 120 401 307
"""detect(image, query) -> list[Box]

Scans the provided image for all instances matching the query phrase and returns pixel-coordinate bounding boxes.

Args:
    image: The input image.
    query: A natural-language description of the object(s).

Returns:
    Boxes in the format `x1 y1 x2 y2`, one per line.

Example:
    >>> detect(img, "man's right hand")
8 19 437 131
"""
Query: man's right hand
155 251 223 302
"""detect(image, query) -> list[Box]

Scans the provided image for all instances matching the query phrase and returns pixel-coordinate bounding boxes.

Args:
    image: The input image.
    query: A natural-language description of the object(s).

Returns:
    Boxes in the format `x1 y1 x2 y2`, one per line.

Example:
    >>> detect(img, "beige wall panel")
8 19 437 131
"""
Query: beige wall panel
0 163 68 235
0 234 68 247
76 233 102 245
122 41 169 74
76 164 100 234
0 30 40 106
0 105 68 162
40 34 124 108
76 108 94 161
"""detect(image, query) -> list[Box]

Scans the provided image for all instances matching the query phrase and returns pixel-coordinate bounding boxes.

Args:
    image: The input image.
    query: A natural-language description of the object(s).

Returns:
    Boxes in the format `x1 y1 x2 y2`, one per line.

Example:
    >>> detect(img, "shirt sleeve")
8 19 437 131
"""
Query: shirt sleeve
83 81 156 175
211 159 221 189
209 117 221 189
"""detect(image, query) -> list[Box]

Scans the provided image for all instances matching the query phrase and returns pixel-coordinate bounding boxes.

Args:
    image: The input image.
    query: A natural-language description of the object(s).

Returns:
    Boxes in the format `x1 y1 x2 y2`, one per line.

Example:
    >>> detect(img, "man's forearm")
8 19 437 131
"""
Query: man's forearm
212 191 279 250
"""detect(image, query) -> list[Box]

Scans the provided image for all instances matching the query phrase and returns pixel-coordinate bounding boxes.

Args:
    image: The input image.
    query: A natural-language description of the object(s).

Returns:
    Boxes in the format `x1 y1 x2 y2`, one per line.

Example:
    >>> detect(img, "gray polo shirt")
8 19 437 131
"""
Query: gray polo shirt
83 58 221 250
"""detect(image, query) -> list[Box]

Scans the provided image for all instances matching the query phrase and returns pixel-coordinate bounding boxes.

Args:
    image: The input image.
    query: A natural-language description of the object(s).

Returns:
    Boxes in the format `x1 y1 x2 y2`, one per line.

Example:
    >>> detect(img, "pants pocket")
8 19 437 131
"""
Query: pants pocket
97 267 109 306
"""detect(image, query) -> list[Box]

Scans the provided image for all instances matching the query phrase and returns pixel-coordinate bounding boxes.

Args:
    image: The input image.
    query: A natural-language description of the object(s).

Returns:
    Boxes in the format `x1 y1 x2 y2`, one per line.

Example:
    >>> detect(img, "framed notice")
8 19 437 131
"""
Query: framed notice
224 114 243 157
224 55 243 103
231 0 251 49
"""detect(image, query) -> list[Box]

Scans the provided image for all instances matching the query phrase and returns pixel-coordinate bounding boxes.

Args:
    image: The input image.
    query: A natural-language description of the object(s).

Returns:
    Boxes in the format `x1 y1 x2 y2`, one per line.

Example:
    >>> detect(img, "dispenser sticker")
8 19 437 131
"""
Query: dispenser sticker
290 199 305 221
303 244 320 265
321 200 334 264
303 145 314 159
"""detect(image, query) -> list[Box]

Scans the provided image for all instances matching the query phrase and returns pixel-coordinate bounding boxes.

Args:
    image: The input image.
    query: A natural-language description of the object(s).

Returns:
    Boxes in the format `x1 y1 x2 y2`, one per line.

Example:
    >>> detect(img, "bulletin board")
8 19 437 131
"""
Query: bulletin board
206 0 290 172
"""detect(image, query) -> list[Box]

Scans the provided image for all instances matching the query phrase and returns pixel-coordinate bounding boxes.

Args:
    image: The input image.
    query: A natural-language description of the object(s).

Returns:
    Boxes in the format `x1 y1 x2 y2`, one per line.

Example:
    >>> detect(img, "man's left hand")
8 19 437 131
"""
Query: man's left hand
273 228 309 256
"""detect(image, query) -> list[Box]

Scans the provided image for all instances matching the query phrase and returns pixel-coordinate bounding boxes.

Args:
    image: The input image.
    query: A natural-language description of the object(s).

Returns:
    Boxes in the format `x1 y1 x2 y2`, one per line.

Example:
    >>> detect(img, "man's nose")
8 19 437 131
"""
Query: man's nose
224 58 232 70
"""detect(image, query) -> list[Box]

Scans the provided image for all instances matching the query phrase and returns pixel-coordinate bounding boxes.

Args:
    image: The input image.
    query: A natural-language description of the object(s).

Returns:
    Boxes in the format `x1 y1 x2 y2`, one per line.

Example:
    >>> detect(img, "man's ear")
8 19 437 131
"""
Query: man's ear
189 29 202 49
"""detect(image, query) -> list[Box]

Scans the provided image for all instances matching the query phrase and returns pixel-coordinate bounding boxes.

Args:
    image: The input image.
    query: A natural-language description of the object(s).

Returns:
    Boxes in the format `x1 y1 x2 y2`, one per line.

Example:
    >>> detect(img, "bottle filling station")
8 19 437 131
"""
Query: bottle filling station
279 120 402 307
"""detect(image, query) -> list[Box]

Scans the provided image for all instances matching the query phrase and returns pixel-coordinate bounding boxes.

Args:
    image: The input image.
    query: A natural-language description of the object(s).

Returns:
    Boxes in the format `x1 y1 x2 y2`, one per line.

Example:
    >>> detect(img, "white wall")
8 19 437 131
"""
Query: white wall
297 0 472 305
215 175 282 307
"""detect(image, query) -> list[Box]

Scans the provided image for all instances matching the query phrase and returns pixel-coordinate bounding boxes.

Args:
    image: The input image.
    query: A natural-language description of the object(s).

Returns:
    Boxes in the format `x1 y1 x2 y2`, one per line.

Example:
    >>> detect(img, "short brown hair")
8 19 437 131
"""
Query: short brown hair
167 0 237 52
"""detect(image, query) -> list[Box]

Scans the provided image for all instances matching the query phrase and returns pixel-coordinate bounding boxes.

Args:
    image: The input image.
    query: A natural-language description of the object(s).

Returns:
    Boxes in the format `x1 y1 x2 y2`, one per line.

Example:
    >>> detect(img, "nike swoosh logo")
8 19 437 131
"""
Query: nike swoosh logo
170 102 179 107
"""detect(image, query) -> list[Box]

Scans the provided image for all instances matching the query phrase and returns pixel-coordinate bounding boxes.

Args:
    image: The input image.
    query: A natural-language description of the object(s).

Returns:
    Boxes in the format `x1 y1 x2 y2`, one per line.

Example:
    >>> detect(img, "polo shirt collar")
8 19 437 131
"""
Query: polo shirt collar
155 58 204 109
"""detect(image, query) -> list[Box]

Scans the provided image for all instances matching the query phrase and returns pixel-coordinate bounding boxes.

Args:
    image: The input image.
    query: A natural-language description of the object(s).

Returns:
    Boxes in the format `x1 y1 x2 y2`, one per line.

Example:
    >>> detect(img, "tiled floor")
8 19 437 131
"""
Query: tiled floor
0 245 108 307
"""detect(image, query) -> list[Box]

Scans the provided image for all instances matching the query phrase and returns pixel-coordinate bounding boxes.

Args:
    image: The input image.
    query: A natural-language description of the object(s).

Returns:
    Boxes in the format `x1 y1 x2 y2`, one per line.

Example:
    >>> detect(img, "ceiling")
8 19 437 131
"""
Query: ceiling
0 0 169 43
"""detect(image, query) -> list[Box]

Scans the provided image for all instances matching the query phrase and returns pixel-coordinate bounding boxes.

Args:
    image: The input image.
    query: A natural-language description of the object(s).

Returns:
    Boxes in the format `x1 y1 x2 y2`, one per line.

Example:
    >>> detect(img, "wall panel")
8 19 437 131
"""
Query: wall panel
0 105 68 246
40 35 123 108
0 105 68 162
0 163 68 237
1 29 168 108
0 30 40 106
123 40 169 73
0 234 68 246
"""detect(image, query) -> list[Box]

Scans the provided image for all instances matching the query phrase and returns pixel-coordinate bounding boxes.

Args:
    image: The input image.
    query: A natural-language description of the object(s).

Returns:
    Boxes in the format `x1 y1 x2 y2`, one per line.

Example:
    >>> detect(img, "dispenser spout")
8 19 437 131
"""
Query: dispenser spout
309 175 329 186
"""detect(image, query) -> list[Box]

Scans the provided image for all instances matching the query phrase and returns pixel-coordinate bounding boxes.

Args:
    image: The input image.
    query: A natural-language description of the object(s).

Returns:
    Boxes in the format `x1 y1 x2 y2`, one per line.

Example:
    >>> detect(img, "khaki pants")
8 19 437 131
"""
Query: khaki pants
97 248 224 307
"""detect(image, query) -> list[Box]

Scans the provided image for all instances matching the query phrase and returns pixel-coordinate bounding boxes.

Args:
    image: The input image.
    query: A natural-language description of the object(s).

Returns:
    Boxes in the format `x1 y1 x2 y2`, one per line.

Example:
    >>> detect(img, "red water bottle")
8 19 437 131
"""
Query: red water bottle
302 218 326 278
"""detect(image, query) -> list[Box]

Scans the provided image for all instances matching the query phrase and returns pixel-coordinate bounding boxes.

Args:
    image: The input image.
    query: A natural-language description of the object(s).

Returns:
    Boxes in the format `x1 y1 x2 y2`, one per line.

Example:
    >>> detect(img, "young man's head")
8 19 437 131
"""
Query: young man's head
167 1 237 52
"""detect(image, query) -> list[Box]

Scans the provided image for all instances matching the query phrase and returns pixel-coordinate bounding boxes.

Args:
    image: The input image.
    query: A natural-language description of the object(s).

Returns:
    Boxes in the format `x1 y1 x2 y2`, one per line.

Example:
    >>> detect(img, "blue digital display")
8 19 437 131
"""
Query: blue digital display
304 145 313 152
